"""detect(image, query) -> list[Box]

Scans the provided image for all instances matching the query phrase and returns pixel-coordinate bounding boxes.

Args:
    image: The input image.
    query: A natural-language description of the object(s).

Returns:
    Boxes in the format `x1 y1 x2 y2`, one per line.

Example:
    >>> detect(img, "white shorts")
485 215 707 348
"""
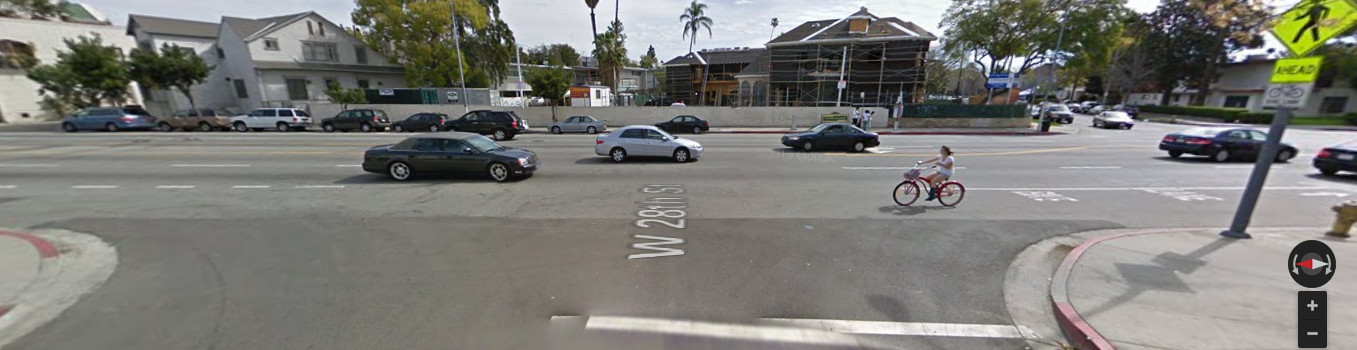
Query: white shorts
935 169 953 179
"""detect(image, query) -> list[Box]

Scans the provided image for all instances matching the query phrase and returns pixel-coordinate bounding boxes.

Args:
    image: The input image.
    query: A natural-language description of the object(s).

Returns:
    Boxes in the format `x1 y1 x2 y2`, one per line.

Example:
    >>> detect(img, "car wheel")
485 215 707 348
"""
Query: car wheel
853 141 865 153
1093 120 1100 127
429 125 440 132
234 122 249 132
198 122 213 132
1320 167 1339 176
1275 149 1295 163
1121 125 1131 130
106 123 120 132
801 141 814 152
360 123 373 133
388 161 412 181
1168 150 1183 158
1212 149 1230 162
392 124 404 132
673 148 690 162
551 126 562 134
493 129 507 141
62 122 77 132
158 122 174 132
487 162 510 182
587 126 597 134
322 123 335 132
692 126 702 134
610 147 627 162
276 122 290 132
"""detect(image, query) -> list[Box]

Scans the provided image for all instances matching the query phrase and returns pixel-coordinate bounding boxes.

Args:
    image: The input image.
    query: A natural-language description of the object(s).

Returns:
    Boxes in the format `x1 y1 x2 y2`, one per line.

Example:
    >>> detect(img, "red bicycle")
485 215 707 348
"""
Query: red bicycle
893 164 966 207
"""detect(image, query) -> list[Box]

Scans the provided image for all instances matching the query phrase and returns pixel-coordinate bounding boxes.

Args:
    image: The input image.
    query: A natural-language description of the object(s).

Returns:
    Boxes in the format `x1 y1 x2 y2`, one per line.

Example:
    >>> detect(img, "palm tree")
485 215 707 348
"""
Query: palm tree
585 0 600 38
679 0 712 53
593 22 628 91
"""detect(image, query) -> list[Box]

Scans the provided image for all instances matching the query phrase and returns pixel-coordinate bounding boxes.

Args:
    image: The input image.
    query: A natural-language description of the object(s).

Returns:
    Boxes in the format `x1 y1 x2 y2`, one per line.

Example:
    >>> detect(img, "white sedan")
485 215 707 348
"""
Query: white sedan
595 125 703 162
1093 111 1136 129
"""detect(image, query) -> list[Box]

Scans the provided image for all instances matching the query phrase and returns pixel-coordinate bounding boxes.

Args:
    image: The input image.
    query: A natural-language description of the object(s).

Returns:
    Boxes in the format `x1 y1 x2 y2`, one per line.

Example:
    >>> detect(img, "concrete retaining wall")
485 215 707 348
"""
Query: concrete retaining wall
308 103 1029 129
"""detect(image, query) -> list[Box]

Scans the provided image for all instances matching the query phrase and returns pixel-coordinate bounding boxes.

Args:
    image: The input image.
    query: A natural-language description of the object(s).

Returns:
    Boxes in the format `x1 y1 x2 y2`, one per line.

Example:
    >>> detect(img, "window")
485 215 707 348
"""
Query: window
355 45 368 64
278 109 294 117
1223 95 1249 108
644 130 668 140
307 21 313 35
250 109 278 117
464 135 501 152
1248 130 1268 141
1320 96 1349 114
302 42 338 62
295 110 310 117
357 79 370 89
233 79 248 98
318 22 325 36
216 47 225 59
442 139 470 152
1227 130 1249 139
824 125 846 134
285 78 309 100
323 77 338 89
412 138 440 151
620 129 645 139
264 39 279 51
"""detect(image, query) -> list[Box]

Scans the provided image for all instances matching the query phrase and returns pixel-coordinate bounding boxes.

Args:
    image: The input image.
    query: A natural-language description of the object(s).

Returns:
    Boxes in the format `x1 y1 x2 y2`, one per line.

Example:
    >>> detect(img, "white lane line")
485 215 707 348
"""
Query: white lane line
1059 166 1122 169
842 166 967 170
0 185 15 189
759 318 1036 339
156 185 196 189
0 163 59 167
231 185 271 189
584 316 863 346
71 185 118 189
295 185 345 189
969 186 1329 191
172 164 251 168
334 164 362 167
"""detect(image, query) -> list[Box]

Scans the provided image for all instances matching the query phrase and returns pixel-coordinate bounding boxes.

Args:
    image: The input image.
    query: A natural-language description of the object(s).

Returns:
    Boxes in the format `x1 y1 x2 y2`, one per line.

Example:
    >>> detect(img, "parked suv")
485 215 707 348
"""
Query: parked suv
321 109 392 132
158 108 233 131
61 106 158 132
441 110 529 140
230 108 313 132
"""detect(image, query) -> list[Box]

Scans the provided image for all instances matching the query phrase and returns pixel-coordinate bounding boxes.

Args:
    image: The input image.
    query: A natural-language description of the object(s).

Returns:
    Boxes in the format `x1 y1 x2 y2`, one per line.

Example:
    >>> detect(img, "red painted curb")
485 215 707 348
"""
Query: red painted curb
0 229 59 259
0 304 12 319
1050 231 1149 350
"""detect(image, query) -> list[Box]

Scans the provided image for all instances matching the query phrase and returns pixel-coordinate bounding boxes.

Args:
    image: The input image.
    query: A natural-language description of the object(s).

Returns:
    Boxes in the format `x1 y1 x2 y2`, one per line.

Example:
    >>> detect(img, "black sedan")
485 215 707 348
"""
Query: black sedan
655 115 710 134
781 123 880 152
362 132 538 182
1314 141 1357 176
1158 127 1297 162
391 112 449 133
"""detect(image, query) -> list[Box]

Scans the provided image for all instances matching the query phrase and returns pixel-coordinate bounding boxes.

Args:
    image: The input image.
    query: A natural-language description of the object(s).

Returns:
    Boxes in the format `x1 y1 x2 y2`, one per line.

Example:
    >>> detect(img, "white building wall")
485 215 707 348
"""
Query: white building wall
258 70 404 108
245 14 396 70
215 23 262 111
0 17 144 123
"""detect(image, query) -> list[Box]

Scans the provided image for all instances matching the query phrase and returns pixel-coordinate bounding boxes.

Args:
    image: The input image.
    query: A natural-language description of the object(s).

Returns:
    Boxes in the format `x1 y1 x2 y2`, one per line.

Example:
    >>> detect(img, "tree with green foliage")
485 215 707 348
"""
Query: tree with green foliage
0 0 62 18
324 81 368 109
352 0 513 88
458 6 517 86
1185 0 1272 105
25 35 130 116
640 45 659 69
1141 0 1221 105
593 20 628 91
679 0 713 53
524 44 581 67
128 44 211 111
525 66 572 122
941 0 1130 84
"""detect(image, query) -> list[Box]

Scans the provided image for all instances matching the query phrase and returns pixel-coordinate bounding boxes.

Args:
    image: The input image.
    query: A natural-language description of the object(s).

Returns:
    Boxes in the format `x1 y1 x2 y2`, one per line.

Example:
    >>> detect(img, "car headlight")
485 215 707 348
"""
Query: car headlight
789 136 800 141
518 158 530 166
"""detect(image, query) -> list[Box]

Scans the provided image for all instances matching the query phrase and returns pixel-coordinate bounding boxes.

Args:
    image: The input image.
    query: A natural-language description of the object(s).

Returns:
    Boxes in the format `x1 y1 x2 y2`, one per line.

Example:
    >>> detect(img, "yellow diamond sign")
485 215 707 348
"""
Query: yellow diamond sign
1271 0 1357 57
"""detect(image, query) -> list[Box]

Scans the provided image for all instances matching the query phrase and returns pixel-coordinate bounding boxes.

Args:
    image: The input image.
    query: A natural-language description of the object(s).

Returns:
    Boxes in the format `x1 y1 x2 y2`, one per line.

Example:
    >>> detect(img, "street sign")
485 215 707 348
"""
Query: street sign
1270 0 1357 57
986 73 1019 89
1263 83 1314 108
837 80 847 89
1270 57 1325 83
378 89 395 96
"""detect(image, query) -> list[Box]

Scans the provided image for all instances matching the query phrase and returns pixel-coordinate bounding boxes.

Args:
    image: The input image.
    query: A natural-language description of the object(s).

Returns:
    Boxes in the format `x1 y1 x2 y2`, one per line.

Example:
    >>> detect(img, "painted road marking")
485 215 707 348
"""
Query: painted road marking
867 149 892 154
1012 191 1079 202
838 146 1093 157
1060 166 1122 169
155 185 197 189
171 164 251 167
759 318 1036 339
969 186 1329 191
295 185 345 189
0 185 15 189
1301 192 1350 197
0 163 59 167
1139 188 1223 201
583 316 863 346
842 167 967 170
71 185 118 189
335 164 362 167
231 185 271 189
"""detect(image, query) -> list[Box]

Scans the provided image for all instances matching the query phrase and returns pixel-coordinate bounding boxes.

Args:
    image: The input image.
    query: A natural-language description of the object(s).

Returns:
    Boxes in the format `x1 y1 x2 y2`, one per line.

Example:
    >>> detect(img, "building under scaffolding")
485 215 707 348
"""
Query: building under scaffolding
763 7 936 108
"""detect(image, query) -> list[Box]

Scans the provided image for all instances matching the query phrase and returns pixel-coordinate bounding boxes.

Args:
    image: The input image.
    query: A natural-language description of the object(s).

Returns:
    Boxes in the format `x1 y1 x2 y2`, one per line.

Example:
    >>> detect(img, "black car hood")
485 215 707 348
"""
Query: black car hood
489 147 535 158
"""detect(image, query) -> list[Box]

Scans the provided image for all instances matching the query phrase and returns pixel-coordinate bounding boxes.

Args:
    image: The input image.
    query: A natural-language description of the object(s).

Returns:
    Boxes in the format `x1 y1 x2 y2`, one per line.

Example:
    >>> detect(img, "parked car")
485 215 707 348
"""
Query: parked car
595 125 703 162
549 116 607 134
362 132 538 182
1066 103 1083 113
1087 105 1108 114
1122 106 1141 119
61 106 158 132
156 109 233 132
1027 104 1043 117
671 102 687 107
644 97 677 106
781 123 881 152
1314 142 1357 176
1079 101 1101 113
1044 105 1075 124
321 109 392 132
655 115 709 134
441 110 529 141
1158 127 1297 162
391 113 450 133
1093 111 1135 129
230 108 313 132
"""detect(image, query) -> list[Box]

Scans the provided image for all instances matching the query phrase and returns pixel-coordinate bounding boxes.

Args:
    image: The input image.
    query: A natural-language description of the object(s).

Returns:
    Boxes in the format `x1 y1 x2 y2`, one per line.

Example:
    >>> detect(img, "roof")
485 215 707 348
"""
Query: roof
222 12 310 41
663 48 766 66
767 7 936 46
735 51 770 77
127 14 218 38
253 61 404 74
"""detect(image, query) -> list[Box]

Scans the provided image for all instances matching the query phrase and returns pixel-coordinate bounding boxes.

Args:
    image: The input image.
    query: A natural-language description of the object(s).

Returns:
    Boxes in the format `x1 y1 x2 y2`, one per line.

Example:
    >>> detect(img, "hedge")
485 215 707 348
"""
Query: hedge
1138 105 1250 120
899 104 1025 118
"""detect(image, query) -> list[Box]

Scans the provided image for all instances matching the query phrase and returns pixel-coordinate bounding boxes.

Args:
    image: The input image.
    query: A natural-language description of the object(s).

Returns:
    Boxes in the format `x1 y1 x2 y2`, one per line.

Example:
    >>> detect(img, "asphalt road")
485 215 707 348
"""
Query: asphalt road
1 115 1353 349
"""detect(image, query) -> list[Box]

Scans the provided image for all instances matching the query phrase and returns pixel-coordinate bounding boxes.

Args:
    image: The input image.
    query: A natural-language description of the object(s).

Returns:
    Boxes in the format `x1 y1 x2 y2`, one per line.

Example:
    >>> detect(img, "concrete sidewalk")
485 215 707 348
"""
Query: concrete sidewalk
0 231 51 320
1053 228 1353 349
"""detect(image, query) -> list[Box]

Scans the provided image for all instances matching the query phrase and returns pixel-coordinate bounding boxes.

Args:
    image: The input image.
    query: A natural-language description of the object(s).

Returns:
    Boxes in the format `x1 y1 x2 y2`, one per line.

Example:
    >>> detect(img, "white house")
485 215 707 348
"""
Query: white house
126 14 232 116
0 4 145 123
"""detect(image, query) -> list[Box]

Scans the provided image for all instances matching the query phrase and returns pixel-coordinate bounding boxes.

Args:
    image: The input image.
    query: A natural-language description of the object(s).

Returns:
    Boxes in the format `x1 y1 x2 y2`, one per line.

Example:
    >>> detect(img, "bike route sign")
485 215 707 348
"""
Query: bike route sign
1264 57 1324 108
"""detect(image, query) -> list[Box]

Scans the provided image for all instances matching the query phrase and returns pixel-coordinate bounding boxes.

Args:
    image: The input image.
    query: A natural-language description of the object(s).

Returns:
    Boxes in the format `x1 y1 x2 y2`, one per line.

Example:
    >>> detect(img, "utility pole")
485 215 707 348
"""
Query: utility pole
451 13 469 113
835 45 847 107
1045 12 1067 103
515 45 524 107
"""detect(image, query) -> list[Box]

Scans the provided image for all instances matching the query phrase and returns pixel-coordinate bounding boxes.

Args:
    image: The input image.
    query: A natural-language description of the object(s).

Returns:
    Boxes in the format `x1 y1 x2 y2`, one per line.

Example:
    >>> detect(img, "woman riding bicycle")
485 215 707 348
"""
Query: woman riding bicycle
916 146 956 201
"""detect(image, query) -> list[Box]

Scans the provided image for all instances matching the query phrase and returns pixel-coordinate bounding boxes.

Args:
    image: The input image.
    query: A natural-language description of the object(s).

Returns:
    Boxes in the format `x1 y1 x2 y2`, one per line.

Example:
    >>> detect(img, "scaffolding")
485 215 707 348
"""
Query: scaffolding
767 40 928 108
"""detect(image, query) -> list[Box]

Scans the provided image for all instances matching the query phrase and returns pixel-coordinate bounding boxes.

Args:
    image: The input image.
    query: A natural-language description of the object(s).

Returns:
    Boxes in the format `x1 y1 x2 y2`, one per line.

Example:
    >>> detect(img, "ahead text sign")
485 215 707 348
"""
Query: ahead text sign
1270 57 1324 83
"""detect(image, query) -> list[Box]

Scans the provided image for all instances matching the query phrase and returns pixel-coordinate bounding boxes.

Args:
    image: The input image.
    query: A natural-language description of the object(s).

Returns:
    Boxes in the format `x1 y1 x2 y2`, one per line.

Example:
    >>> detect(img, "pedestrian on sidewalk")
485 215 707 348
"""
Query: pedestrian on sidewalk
863 110 874 131
851 107 862 128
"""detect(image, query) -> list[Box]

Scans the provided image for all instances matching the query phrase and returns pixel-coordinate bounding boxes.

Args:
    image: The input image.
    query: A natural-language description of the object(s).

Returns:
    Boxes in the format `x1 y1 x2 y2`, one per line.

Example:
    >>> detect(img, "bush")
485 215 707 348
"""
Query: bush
1138 105 1249 120
1346 113 1357 126
1237 113 1273 124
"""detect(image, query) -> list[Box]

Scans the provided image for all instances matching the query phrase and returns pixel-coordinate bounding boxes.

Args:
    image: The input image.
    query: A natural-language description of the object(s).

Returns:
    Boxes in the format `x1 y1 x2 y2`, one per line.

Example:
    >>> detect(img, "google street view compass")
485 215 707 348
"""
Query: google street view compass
1289 240 1336 288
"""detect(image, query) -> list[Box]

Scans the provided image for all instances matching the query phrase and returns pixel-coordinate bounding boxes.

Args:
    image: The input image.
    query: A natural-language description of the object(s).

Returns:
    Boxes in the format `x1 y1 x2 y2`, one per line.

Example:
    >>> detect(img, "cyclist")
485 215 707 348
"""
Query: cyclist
916 146 956 201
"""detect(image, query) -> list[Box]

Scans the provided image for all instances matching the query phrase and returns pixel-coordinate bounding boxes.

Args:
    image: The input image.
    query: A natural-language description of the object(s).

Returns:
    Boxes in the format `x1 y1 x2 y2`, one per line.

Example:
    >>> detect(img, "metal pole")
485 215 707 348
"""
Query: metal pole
452 15 469 113
836 45 847 107
1221 107 1293 239
1046 18 1067 103
515 45 524 107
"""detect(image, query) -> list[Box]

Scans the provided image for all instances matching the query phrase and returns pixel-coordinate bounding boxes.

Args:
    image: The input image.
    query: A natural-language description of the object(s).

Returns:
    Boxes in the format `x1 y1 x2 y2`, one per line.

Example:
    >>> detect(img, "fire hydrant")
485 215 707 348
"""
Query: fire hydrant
1326 200 1357 238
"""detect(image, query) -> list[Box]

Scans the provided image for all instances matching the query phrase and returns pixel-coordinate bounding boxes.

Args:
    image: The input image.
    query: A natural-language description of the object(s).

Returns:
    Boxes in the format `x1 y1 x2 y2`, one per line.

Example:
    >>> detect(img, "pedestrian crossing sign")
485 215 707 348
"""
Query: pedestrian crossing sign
1271 0 1357 57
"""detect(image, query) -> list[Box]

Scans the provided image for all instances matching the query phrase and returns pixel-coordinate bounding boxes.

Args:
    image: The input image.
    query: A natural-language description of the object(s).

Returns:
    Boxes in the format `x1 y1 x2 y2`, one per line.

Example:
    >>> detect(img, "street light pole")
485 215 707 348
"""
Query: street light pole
515 45 524 107
451 12 469 113
1046 16 1067 104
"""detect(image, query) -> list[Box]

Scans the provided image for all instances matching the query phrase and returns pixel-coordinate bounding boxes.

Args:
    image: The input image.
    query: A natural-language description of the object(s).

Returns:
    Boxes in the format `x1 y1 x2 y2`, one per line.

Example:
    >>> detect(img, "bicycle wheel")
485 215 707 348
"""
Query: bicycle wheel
937 182 966 207
893 181 921 206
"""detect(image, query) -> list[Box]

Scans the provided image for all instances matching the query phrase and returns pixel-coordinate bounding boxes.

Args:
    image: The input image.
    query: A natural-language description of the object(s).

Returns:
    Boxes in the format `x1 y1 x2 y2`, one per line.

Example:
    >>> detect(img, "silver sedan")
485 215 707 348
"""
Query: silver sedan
549 115 607 134
594 125 703 162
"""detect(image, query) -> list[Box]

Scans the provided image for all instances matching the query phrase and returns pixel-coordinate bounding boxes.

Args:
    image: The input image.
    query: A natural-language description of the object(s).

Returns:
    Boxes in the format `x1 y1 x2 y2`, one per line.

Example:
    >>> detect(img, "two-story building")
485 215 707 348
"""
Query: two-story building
1205 57 1354 116
126 14 231 115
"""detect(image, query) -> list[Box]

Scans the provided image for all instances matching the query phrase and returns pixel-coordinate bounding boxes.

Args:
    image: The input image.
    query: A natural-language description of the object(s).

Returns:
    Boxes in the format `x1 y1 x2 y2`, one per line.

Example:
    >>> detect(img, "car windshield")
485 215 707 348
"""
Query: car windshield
1048 106 1070 112
1105 112 1130 118
1180 128 1224 136
809 124 839 133
464 135 503 152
